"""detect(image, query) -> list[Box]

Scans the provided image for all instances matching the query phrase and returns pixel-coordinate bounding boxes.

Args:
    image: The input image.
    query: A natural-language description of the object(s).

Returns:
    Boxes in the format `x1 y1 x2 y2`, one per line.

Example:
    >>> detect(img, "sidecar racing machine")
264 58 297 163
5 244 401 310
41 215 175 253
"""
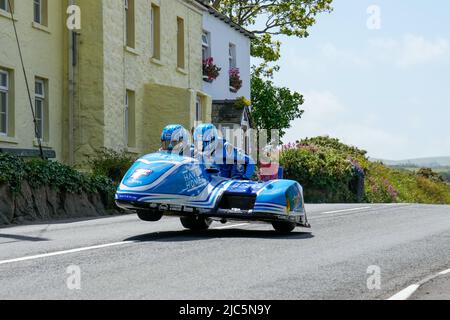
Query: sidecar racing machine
115 152 310 233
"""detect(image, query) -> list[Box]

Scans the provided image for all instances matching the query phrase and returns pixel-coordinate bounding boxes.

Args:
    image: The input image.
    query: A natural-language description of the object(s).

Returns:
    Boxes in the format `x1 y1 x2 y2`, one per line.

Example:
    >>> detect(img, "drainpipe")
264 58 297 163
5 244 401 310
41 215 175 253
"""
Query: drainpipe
68 0 75 165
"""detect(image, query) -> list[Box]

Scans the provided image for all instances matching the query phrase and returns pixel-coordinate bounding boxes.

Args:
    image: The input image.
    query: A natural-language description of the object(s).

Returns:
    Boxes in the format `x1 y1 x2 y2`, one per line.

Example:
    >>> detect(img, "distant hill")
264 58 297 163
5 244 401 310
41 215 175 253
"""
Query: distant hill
370 157 450 168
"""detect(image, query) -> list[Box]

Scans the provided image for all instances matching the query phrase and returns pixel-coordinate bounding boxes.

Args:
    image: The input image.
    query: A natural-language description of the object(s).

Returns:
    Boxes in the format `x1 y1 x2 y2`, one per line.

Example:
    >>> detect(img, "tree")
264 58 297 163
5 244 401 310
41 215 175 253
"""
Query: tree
250 75 304 139
209 0 333 75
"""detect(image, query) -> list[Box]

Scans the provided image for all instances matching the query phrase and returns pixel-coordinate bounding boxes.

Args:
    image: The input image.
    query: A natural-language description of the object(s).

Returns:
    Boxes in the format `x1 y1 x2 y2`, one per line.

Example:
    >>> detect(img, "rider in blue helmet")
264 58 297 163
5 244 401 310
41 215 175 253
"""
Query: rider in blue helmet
160 124 192 156
193 123 255 179
193 123 219 157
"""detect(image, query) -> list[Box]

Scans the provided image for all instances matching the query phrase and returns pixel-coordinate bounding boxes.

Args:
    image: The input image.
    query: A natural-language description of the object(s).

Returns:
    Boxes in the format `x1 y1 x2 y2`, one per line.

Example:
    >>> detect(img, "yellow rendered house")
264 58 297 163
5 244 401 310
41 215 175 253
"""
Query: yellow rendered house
0 0 211 165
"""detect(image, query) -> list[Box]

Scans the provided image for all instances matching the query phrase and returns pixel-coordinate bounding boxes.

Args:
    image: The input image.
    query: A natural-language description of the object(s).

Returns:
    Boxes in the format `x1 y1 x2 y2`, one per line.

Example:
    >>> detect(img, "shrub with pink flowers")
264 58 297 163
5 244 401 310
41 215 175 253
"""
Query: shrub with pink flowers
279 136 450 204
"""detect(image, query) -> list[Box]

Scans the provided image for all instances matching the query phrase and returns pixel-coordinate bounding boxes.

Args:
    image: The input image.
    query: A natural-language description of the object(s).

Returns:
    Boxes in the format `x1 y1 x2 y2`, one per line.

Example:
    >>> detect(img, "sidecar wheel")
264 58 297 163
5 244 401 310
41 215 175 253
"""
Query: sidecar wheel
272 221 296 233
137 209 163 222
180 216 212 231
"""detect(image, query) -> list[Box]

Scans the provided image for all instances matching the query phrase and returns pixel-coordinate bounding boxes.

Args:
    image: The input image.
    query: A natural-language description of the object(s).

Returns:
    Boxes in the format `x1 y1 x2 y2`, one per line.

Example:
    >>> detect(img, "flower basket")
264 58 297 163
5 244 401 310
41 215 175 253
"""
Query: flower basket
229 68 243 92
202 57 221 82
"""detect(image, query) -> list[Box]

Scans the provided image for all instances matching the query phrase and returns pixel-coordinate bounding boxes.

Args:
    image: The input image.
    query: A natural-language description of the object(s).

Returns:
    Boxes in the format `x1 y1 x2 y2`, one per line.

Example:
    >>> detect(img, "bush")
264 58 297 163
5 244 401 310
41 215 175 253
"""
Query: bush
365 162 450 204
440 170 450 182
280 136 450 204
0 153 115 199
280 143 357 203
87 148 136 183
416 168 445 182
0 153 26 193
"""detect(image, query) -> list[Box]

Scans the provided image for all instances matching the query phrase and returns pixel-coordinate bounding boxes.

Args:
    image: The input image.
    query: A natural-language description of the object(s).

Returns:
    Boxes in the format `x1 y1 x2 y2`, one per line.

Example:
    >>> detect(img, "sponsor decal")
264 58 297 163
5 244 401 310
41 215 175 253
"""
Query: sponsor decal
183 166 207 190
130 168 153 181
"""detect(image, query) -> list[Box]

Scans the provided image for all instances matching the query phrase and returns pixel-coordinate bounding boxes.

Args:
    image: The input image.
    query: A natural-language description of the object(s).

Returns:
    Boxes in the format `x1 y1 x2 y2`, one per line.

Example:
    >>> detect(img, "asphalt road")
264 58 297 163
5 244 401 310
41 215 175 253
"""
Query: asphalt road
0 203 450 300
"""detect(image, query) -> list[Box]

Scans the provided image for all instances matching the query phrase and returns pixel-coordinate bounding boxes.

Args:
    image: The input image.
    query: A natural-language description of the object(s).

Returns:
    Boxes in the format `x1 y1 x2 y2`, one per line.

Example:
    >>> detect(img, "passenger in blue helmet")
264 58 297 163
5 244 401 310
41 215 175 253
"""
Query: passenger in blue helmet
193 123 219 156
193 123 255 180
160 124 192 156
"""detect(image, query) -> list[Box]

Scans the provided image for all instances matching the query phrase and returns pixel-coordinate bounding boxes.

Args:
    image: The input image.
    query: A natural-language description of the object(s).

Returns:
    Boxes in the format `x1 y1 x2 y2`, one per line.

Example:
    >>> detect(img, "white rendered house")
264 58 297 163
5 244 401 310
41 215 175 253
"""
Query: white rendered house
196 1 254 153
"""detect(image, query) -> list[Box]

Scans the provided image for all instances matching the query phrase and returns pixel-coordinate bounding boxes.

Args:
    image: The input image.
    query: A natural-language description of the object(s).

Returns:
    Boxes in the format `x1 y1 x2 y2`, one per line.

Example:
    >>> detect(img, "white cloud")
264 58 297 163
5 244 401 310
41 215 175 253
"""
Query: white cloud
288 35 450 71
369 34 449 67
320 43 370 67
302 91 346 120
285 91 347 142
284 91 412 159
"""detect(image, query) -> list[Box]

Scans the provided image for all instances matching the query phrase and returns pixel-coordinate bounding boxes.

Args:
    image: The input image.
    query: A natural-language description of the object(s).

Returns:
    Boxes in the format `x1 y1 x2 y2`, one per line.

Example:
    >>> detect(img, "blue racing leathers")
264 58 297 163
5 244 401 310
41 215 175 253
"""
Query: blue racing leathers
200 138 255 180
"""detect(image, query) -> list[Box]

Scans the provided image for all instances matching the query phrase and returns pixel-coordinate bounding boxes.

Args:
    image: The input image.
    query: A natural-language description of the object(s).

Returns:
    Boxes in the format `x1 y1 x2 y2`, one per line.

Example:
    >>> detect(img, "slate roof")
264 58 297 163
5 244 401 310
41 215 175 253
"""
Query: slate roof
194 0 256 39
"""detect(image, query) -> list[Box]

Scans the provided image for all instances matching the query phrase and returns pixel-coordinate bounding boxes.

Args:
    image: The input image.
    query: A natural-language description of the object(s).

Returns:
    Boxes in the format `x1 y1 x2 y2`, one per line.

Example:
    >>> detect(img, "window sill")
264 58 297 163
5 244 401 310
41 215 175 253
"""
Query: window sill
32 21 50 34
0 9 17 21
33 139 51 148
176 67 188 75
0 135 19 145
124 46 139 56
150 57 163 66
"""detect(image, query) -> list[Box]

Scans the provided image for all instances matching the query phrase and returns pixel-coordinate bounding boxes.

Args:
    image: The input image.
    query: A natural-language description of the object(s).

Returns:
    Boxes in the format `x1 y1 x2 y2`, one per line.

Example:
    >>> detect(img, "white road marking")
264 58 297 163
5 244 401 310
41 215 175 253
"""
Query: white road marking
387 284 420 300
439 268 450 275
320 207 372 215
388 266 450 300
214 223 249 230
0 241 136 266
0 224 251 266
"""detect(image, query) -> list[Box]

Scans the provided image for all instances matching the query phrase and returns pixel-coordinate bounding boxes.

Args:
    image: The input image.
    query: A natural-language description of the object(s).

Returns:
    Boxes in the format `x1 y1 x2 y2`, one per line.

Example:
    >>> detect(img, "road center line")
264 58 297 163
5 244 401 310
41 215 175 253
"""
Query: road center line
320 207 372 215
0 241 136 266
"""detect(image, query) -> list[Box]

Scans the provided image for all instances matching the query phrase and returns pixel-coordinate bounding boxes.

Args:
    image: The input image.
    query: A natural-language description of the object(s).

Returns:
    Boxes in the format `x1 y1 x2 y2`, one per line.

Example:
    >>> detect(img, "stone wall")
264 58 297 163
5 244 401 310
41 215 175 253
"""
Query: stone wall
0 183 119 226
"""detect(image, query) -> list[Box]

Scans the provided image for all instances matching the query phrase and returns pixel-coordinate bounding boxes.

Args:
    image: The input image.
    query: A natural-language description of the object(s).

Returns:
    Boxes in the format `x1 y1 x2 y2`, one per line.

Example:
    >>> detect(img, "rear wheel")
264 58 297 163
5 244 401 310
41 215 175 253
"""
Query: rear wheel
272 221 296 233
137 209 163 222
180 216 212 231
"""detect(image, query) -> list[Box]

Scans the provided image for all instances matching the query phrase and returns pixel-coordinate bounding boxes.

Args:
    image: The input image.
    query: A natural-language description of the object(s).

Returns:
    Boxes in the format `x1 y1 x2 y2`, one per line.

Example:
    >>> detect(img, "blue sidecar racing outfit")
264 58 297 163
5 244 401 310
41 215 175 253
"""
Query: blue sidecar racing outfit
115 124 309 233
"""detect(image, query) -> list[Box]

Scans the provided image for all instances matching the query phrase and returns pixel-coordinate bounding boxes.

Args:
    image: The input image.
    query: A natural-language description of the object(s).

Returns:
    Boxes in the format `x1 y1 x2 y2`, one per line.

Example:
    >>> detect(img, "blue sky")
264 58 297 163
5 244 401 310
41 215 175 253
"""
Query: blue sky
269 0 450 160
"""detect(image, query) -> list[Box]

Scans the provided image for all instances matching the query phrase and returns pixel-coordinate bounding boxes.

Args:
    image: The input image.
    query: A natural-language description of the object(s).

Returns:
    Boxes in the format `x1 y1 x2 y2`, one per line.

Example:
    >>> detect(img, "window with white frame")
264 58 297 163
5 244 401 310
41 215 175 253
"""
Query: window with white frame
229 43 236 69
33 0 48 26
0 0 11 12
34 0 42 24
35 79 45 140
0 70 8 136
202 31 211 61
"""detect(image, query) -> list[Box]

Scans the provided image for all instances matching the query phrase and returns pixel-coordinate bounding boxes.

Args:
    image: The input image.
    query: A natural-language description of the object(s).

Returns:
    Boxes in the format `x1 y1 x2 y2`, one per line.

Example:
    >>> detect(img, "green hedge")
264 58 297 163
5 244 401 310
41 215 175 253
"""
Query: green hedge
0 153 116 198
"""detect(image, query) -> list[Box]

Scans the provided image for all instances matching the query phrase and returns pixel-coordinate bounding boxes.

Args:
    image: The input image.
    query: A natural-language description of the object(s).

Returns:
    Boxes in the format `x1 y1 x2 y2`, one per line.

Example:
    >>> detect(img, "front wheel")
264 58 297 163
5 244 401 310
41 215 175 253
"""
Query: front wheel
137 209 163 222
272 221 296 233
180 216 212 231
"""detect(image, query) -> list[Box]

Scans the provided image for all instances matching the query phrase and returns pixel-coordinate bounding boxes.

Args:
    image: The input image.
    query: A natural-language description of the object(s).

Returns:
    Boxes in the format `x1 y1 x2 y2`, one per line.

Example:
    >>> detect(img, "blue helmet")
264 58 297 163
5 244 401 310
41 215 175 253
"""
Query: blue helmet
160 124 191 154
193 123 219 155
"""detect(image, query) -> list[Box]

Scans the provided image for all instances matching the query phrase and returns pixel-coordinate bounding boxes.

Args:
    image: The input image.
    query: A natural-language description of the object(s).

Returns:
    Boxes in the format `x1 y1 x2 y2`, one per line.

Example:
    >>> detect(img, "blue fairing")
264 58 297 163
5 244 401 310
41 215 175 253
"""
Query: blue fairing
116 152 308 226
